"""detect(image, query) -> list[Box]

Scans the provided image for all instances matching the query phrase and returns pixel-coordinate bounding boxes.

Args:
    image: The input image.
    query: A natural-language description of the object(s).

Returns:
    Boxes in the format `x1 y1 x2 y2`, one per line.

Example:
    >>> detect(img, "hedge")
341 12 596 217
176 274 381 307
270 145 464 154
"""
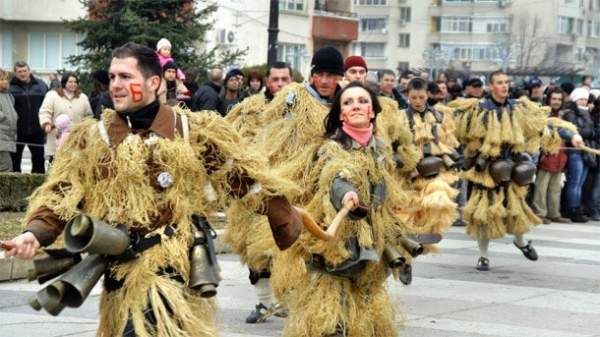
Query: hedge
0 173 46 211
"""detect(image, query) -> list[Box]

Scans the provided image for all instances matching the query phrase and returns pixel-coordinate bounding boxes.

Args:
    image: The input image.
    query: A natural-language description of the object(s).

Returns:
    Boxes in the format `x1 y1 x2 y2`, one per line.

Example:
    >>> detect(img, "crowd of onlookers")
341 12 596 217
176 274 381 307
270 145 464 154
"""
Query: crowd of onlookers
0 38 598 224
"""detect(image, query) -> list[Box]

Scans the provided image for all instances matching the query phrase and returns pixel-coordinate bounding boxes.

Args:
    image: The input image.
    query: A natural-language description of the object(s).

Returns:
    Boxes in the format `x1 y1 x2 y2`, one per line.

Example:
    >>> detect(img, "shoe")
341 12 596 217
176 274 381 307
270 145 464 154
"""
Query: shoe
540 217 551 224
272 303 288 318
588 214 600 221
476 257 490 271
570 213 589 223
514 240 538 261
547 216 569 223
399 264 412 285
246 303 269 323
452 218 466 227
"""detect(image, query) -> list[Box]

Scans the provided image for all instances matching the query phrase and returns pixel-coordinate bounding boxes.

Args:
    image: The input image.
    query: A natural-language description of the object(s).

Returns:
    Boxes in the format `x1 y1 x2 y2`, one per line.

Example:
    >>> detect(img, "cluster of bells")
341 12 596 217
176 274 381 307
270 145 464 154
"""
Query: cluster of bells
28 214 222 316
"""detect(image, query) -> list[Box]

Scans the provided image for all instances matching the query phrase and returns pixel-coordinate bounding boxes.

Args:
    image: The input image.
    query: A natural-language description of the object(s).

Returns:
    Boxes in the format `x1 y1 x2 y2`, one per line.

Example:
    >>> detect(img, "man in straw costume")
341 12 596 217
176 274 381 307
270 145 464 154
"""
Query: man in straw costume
2 43 302 337
451 70 583 271
222 61 296 323
225 47 348 317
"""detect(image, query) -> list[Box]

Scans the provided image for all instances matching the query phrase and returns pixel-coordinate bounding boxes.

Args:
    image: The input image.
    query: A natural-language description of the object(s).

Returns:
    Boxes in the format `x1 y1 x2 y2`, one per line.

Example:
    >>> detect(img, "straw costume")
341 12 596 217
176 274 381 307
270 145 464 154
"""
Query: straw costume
23 102 300 337
224 91 271 141
397 101 460 235
280 130 407 337
451 95 578 268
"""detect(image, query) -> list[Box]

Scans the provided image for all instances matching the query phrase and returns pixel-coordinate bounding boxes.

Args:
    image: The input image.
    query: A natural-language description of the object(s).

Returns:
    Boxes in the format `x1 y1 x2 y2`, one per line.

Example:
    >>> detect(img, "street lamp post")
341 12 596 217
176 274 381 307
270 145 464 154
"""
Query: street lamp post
267 0 280 67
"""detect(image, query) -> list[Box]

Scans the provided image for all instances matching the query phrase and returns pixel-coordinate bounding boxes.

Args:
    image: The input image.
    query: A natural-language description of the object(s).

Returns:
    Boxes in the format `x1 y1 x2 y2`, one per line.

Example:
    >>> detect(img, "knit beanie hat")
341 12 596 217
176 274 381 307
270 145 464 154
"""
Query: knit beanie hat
224 68 243 83
163 61 177 73
311 46 344 76
344 56 368 72
156 38 172 51
570 87 590 102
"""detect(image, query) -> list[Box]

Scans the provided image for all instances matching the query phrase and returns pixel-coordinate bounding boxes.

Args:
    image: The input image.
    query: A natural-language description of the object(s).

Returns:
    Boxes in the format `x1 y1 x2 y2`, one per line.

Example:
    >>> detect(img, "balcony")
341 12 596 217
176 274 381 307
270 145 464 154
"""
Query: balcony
312 9 358 42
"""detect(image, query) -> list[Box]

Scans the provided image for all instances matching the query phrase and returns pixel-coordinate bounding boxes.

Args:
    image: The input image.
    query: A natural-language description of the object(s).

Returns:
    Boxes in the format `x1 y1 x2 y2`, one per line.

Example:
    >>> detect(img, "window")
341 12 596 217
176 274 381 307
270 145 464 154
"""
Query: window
1 31 13 69
589 20 593 37
486 22 507 33
354 42 386 58
398 33 410 48
360 17 388 32
577 19 584 35
441 16 472 33
353 0 387 5
558 16 575 34
28 32 81 70
276 43 305 72
441 43 503 61
400 7 411 22
595 21 600 36
279 0 305 12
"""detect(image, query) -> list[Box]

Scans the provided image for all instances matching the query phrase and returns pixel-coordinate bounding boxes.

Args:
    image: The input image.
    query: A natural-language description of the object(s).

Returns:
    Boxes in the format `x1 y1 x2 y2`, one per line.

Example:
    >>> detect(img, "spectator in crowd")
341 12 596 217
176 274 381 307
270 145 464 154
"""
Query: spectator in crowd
528 78 544 103
343 55 368 83
0 68 18 172
219 69 243 116
464 78 484 98
191 68 223 112
89 69 112 119
426 81 444 106
561 82 576 100
584 94 600 220
48 74 60 90
397 72 411 102
9 61 48 173
448 82 464 101
533 88 570 223
562 87 594 222
378 69 407 108
581 75 593 90
38 72 93 162
183 68 200 97
158 61 189 106
436 72 447 83
419 71 429 80
155 37 185 81
242 69 264 99
437 80 449 103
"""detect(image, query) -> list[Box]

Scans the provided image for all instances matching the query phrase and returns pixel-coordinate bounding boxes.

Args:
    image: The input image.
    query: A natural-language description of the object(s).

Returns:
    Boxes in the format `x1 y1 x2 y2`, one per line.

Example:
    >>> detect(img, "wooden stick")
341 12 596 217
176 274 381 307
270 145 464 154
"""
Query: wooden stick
560 146 600 156
294 201 354 241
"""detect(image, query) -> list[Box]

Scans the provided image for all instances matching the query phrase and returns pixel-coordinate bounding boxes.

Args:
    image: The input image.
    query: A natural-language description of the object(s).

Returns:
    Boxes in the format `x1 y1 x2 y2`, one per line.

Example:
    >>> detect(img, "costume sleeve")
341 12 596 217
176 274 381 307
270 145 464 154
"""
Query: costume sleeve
24 119 97 246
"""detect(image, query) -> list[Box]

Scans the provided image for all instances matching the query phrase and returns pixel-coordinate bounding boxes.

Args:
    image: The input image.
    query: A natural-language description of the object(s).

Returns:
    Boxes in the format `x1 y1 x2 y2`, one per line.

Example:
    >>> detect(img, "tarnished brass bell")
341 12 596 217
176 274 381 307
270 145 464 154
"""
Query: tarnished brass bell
189 228 222 298
383 245 406 268
64 215 130 255
399 237 424 258
48 254 108 308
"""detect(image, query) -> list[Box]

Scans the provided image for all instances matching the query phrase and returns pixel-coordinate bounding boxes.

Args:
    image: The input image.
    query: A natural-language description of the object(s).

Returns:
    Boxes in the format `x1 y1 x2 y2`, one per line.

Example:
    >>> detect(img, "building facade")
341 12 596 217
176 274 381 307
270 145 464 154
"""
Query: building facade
351 0 600 76
0 0 86 75
204 0 358 77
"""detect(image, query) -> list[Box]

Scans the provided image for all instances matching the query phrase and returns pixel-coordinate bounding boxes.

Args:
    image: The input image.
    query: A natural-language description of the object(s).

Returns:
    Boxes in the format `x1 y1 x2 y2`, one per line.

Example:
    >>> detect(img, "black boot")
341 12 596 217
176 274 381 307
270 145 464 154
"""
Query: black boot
570 208 589 223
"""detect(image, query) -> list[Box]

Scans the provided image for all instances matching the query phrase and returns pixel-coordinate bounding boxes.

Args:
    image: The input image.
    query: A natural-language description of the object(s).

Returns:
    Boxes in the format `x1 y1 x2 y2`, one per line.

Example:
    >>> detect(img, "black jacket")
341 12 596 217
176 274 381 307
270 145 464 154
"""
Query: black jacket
191 82 221 112
91 91 113 119
9 75 48 137
380 88 407 109
562 102 594 142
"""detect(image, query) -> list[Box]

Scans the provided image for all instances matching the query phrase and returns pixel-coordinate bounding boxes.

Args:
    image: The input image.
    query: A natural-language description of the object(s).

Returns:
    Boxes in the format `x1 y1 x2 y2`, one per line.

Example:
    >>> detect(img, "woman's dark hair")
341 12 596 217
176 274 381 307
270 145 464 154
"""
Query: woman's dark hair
544 87 565 106
324 81 381 139
246 69 264 88
60 72 78 88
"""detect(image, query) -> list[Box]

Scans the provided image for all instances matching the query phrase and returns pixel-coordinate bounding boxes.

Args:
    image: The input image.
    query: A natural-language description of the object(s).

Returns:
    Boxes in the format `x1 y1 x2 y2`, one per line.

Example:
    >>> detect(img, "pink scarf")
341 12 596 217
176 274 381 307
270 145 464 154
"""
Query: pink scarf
342 123 373 147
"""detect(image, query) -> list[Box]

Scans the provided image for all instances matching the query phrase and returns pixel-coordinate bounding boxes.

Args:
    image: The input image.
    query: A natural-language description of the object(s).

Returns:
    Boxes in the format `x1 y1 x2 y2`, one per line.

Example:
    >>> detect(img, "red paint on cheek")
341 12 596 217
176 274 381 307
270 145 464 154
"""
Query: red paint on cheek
130 83 143 102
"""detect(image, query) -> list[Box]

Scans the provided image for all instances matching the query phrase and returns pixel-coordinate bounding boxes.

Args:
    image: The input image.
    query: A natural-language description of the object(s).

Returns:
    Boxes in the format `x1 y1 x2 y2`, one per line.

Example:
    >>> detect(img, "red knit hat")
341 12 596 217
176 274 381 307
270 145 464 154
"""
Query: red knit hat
344 56 368 72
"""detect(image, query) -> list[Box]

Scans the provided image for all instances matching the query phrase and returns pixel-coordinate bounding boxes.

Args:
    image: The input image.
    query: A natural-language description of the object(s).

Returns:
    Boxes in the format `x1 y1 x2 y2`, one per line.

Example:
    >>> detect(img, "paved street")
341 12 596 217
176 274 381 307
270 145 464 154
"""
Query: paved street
1 223 599 337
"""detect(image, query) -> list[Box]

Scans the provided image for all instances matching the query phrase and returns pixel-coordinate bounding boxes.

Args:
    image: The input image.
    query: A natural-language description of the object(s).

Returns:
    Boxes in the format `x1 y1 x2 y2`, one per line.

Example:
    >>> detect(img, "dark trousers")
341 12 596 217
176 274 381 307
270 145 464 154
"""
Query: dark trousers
11 133 45 173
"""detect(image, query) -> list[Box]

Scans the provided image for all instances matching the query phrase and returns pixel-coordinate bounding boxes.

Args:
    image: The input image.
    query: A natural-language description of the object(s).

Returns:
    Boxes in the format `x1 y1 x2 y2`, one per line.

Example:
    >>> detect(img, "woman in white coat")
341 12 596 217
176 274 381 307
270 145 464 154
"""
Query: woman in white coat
39 72 92 161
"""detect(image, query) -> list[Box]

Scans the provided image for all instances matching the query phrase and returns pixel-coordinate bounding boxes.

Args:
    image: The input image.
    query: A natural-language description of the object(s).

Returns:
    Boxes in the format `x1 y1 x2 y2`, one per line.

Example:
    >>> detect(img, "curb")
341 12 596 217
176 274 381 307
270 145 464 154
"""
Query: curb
0 229 233 282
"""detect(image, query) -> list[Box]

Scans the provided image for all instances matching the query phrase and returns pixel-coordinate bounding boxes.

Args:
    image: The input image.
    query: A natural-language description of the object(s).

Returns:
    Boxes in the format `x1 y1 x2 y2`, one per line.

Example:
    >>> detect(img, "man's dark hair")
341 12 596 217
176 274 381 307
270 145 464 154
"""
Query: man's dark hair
112 42 161 79
13 61 29 71
60 72 79 88
378 69 395 81
582 75 593 83
488 70 507 84
406 77 427 92
560 82 575 95
544 87 565 106
267 61 292 78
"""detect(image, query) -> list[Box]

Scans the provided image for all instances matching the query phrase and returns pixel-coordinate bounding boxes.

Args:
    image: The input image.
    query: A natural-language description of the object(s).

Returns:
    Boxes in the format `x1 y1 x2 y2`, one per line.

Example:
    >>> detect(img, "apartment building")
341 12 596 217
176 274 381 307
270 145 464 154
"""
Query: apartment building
350 0 429 72
206 0 358 77
352 0 600 76
0 0 86 75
